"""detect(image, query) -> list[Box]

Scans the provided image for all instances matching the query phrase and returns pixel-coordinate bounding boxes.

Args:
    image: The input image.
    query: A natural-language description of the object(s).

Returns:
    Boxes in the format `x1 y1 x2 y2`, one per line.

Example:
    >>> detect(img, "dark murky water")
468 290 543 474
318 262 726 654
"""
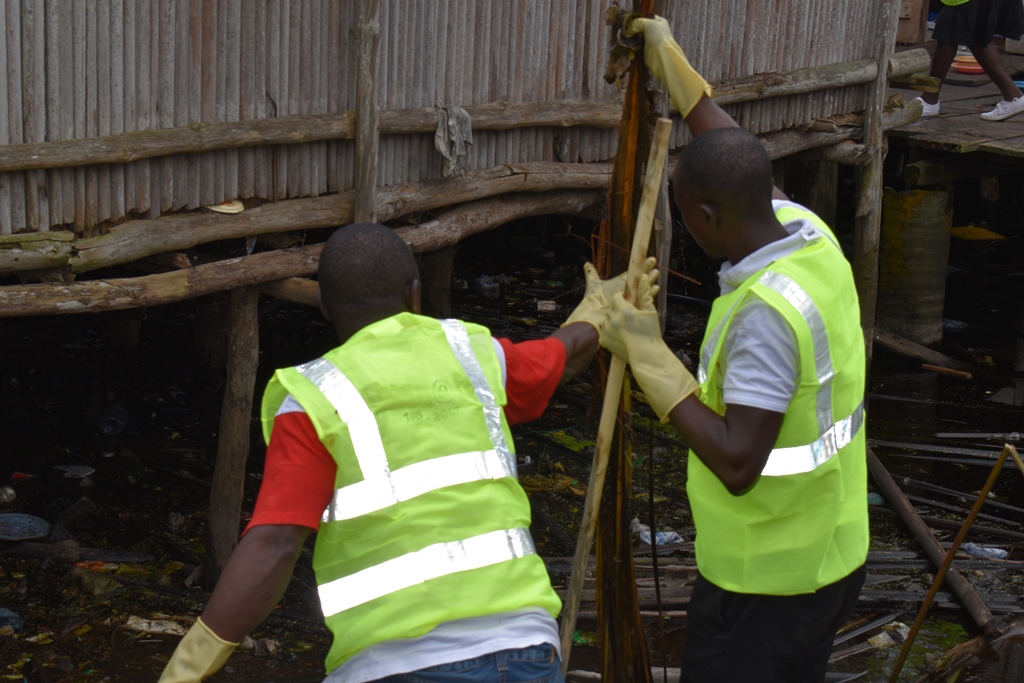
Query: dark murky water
1 203 1022 681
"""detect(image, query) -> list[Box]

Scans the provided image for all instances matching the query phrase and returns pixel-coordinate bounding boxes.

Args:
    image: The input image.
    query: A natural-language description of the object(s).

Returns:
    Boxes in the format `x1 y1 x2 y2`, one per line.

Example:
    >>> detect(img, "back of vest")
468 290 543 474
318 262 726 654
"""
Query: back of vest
263 313 561 671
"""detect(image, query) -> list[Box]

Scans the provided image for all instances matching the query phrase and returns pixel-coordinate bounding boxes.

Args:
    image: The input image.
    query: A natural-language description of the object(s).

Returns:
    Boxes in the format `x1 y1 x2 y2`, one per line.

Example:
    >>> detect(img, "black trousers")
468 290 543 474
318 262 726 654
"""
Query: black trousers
681 565 867 683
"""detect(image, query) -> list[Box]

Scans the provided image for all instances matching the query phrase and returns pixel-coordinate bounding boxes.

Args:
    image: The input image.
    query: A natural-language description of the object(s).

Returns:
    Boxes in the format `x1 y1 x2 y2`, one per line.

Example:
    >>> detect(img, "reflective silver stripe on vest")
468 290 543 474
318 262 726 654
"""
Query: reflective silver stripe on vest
697 298 745 385
318 527 535 617
296 358 390 519
440 319 515 470
296 323 517 523
756 271 835 437
321 448 515 522
761 402 863 477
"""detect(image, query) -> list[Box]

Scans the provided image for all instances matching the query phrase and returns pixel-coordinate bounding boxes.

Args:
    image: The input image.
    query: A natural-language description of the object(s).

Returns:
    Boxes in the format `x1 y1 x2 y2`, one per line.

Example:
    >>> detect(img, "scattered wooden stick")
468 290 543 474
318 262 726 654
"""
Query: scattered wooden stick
921 363 972 380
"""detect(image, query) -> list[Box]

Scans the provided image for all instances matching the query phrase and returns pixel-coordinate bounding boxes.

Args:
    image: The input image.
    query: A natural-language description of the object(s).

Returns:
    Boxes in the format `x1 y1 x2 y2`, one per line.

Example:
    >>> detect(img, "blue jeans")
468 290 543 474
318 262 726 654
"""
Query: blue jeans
370 644 564 683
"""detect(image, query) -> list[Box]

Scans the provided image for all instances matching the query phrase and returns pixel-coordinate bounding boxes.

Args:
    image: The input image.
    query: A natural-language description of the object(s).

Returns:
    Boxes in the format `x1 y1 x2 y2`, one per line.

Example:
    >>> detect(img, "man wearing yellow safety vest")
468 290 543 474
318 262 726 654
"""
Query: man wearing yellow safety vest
600 16 870 682
158 222 652 682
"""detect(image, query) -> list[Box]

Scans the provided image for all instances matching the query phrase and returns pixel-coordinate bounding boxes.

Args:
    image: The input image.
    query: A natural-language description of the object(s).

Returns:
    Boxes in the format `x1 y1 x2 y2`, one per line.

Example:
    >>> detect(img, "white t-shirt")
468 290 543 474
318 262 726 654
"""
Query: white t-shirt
713 200 831 413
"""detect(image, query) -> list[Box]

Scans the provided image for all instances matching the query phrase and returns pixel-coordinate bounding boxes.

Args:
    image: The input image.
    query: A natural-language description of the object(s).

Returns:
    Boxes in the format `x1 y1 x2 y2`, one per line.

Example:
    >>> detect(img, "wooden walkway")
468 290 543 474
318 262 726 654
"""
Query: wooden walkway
890 50 1024 158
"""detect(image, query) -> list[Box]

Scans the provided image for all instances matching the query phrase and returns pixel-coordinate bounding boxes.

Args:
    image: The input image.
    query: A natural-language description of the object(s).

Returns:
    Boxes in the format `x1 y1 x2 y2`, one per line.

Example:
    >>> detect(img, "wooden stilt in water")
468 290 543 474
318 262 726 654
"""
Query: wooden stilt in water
853 0 900 366
204 286 260 586
418 247 455 318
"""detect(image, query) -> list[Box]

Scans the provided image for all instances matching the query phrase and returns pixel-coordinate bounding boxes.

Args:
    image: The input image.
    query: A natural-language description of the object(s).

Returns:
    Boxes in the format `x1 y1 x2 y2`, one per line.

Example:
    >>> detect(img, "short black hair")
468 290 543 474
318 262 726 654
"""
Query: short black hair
318 223 419 322
673 127 773 213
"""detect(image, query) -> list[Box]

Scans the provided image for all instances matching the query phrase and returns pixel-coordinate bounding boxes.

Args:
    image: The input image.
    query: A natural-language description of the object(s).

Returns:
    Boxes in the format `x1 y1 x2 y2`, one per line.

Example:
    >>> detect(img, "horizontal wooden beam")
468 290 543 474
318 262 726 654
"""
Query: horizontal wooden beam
0 190 603 317
68 161 612 274
0 102 619 173
0 231 75 274
0 52 931 173
713 59 877 107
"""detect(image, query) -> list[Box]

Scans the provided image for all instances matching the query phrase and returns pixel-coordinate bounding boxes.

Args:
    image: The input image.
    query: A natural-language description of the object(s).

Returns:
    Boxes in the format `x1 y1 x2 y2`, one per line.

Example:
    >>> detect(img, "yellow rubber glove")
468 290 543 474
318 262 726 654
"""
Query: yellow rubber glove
601 289 699 422
624 15 713 117
158 617 239 683
562 258 657 332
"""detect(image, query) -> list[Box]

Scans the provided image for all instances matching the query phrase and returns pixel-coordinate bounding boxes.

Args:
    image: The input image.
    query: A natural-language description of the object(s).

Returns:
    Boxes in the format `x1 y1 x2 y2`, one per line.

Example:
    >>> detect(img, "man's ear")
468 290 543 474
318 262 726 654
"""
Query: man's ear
406 278 422 315
699 202 719 233
317 286 332 322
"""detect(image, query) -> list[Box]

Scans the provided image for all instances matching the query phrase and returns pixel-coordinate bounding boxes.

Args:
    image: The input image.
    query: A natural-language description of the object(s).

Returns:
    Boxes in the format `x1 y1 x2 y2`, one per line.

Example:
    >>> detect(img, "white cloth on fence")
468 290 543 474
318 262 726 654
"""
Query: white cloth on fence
434 104 474 178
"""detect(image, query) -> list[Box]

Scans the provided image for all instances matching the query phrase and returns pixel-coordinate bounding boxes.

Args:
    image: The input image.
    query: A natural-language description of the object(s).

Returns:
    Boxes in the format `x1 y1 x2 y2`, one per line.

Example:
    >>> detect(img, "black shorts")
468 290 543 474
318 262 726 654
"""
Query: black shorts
932 0 1024 47
681 565 867 683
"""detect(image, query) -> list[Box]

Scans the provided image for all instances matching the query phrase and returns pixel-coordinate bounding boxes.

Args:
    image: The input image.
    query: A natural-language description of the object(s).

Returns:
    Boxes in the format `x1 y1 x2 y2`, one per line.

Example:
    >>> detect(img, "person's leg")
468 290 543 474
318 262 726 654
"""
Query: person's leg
682 568 869 683
970 42 1024 102
790 565 868 683
922 41 958 106
680 574 735 682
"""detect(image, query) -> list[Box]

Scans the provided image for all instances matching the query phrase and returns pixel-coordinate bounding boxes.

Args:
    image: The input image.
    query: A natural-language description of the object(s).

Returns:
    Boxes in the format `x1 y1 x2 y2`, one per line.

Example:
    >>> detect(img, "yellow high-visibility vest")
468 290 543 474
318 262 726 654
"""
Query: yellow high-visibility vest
688 206 869 595
262 313 561 671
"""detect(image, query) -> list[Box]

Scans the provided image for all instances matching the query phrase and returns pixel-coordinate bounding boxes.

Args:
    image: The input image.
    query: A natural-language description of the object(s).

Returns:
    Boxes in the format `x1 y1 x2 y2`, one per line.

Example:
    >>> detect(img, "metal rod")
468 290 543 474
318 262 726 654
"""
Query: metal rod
887 445 1014 683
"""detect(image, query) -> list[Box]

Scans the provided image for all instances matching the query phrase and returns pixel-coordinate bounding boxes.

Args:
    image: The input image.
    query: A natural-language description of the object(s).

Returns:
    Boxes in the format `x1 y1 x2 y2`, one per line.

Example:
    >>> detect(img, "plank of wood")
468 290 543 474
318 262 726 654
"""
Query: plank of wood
874 329 971 369
903 112 1024 153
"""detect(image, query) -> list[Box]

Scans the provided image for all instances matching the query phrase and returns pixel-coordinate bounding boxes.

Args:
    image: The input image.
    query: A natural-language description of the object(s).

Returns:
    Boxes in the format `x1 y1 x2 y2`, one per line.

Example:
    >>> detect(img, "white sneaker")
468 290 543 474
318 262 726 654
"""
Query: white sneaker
980 96 1024 121
915 97 940 117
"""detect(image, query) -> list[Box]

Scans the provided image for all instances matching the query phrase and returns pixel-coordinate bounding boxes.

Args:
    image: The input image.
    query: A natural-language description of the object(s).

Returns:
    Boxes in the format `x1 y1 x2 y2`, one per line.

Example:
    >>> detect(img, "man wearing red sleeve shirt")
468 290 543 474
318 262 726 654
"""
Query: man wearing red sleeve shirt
160 223 652 683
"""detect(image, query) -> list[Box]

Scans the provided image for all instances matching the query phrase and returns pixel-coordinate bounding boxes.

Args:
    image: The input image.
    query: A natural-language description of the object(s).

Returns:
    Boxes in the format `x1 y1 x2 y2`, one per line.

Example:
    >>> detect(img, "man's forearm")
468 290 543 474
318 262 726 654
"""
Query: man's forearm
201 524 311 642
550 322 599 385
667 397 783 495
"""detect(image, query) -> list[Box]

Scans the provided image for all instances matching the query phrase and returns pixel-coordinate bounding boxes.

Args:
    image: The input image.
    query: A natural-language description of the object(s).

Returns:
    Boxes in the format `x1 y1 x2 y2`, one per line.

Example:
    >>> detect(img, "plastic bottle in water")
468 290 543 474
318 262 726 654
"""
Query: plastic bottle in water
631 517 684 546
97 402 128 436
961 542 1008 560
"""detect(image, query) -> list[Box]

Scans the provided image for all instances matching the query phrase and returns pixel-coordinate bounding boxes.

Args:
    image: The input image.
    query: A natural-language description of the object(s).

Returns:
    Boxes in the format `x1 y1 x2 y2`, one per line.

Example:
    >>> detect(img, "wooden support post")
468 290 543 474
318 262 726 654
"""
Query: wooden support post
418 247 455 318
204 286 260 585
785 158 839 230
1015 305 1024 407
194 294 229 369
853 0 900 367
355 0 381 223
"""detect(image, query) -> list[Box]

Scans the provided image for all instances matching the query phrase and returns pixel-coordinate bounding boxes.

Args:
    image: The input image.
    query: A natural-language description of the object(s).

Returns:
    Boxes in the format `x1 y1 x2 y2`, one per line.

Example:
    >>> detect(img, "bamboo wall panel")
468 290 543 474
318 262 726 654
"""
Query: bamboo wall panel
0 0 884 236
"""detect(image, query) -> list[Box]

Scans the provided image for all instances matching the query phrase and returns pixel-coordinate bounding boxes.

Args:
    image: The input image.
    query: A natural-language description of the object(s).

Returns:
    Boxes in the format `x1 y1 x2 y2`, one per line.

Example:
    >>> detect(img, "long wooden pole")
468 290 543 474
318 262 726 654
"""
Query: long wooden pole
560 117 673 674
887 445 1015 682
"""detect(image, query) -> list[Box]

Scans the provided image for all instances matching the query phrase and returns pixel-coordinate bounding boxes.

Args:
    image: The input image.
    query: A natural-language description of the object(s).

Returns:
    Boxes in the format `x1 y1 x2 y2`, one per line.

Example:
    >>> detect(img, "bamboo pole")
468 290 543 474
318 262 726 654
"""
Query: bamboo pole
0 49 930 174
559 117 673 674
354 0 381 223
887 445 1016 682
204 285 260 584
